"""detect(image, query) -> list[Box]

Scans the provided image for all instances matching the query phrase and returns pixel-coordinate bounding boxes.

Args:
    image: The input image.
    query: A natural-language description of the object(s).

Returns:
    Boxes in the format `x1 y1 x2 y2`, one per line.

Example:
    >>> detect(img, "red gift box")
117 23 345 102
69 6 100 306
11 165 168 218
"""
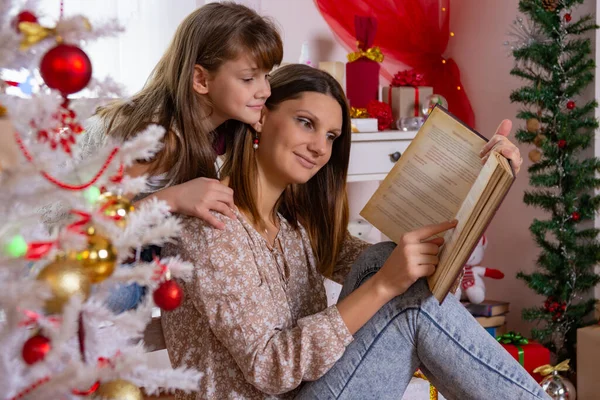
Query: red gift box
499 341 550 382
345 16 382 108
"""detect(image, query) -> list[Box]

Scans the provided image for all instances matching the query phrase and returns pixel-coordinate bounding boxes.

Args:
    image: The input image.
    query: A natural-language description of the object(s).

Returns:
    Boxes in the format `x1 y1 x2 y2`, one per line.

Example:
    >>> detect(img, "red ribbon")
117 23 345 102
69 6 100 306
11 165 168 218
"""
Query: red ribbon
14 131 120 191
391 69 427 87
18 309 61 327
152 256 169 281
23 210 91 260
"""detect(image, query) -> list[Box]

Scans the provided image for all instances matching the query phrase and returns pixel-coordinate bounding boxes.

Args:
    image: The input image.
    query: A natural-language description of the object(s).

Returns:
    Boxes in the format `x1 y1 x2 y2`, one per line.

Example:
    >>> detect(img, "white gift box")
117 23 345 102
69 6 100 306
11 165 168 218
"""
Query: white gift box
351 118 378 133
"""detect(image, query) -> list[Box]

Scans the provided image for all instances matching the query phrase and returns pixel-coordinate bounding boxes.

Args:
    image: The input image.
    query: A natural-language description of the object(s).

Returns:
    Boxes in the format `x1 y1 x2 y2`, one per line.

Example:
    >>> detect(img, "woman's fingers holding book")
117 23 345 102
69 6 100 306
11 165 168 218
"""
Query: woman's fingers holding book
480 138 523 174
401 220 457 244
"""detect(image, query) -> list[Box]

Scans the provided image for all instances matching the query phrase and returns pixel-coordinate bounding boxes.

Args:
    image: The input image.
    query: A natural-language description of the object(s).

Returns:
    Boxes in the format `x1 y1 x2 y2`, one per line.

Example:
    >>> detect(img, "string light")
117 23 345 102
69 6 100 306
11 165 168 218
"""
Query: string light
450 32 455 37
457 86 461 90
442 59 446 64
442 7 446 12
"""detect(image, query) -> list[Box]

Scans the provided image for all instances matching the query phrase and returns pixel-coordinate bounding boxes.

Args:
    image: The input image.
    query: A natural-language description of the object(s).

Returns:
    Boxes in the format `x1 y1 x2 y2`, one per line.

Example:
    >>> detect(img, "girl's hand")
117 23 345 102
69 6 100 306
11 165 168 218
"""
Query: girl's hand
480 119 523 174
168 177 236 229
373 220 458 301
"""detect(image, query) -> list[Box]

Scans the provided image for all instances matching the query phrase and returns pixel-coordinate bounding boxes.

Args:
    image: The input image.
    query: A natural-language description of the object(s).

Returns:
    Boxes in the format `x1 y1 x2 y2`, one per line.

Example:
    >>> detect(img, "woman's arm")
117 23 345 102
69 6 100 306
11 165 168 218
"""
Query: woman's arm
336 220 457 334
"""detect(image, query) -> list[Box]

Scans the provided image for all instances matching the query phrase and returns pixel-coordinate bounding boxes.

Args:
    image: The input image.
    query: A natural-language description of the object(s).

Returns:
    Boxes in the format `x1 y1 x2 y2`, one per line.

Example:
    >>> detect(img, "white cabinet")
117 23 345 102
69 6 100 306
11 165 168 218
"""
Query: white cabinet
347 130 417 243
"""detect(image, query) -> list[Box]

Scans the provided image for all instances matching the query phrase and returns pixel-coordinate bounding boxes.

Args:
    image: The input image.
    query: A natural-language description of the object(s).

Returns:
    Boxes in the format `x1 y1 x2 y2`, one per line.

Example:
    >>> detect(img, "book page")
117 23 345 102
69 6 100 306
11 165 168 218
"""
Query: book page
360 107 487 242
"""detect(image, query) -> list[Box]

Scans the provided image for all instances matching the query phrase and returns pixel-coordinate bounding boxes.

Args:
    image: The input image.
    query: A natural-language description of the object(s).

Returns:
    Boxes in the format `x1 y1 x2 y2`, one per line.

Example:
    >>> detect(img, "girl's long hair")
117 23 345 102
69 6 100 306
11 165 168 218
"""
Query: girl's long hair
98 2 283 185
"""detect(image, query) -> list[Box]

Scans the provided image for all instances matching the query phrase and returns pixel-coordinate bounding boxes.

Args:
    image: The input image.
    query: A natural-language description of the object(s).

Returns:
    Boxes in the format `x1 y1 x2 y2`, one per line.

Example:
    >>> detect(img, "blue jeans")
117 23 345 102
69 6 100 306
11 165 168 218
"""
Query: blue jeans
296 242 549 400
105 245 160 314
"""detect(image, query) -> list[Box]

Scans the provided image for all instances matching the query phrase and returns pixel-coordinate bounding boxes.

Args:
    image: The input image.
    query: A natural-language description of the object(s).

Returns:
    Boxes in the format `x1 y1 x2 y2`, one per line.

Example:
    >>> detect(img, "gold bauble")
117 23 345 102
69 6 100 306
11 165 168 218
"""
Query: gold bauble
36 258 91 314
69 226 117 283
529 149 542 163
94 379 143 400
98 192 135 228
526 118 541 133
533 134 547 147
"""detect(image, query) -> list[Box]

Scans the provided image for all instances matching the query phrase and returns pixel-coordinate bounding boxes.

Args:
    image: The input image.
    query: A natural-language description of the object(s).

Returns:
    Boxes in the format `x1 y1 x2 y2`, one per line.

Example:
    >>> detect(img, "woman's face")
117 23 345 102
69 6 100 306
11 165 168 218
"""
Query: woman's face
255 91 343 186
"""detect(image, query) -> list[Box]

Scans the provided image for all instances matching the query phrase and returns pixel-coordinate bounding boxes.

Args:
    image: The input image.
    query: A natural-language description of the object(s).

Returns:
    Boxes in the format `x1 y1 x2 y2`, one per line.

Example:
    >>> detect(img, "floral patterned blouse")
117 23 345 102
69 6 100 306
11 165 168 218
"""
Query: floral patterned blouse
161 209 371 399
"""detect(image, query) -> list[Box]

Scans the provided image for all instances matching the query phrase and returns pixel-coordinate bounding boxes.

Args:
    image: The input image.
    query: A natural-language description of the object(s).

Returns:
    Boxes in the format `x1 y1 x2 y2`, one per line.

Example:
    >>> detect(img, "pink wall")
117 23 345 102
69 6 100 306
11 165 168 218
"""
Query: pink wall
448 0 546 334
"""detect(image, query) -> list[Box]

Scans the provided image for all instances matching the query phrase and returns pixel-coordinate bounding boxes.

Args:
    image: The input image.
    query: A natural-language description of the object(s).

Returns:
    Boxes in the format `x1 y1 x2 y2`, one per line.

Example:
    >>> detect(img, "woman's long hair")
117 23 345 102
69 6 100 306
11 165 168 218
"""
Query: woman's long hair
97 2 283 185
221 64 351 277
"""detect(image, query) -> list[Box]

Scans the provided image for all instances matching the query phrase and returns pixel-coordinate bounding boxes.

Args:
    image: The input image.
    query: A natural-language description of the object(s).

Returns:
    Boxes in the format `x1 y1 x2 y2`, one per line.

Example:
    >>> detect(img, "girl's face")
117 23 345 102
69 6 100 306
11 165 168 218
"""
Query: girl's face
205 54 271 126
255 91 343 187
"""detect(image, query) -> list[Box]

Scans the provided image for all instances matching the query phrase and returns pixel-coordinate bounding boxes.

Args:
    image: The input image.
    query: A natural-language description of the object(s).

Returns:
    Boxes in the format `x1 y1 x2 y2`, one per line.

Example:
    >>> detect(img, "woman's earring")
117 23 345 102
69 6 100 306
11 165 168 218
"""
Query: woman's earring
253 134 259 150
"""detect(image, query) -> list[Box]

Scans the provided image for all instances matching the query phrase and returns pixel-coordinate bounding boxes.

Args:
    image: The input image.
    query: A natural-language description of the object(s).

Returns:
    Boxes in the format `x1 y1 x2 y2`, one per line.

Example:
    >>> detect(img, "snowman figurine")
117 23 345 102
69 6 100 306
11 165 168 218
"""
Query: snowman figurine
456 234 504 304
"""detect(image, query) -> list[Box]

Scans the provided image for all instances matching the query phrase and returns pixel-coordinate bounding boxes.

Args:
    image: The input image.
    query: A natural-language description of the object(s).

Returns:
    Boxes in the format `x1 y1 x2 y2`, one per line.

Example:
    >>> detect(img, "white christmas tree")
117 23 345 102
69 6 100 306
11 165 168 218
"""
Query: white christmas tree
0 0 202 398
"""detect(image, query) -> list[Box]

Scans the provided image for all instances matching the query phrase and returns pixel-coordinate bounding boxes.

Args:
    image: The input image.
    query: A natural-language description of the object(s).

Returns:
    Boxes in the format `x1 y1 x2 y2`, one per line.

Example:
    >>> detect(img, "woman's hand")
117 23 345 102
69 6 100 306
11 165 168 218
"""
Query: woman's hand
165 177 236 230
372 220 458 301
480 119 523 174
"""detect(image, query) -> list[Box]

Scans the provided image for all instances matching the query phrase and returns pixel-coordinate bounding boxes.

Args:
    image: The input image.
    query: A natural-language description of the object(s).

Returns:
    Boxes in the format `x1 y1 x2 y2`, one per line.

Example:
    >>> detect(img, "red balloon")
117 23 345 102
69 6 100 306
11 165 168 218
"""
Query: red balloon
12 10 38 33
153 279 183 311
22 334 51 365
40 44 92 95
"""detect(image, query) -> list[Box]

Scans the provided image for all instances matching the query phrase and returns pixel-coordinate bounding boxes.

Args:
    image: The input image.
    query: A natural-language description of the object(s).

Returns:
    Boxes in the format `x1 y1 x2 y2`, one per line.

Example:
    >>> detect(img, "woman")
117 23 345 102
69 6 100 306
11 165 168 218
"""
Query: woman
161 64 544 400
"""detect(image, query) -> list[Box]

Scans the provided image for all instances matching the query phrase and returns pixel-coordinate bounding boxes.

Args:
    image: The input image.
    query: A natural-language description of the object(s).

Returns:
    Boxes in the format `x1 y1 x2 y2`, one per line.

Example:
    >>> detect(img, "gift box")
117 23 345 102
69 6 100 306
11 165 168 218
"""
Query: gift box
351 118 378 133
497 333 550 383
382 85 433 122
345 16 383 108
318 61 344 89
577 325 600 400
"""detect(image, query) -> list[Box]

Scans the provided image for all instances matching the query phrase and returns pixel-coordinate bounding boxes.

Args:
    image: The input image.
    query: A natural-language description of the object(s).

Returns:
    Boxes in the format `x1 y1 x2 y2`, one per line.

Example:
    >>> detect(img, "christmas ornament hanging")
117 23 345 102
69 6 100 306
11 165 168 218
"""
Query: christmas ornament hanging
153 279 184 311
529 149 542 163
36 258 91 314
69 226 117 283
22 334 51 365
571 211 581 222
526 118 540 133
98 192 135 228
566 100 575 110
558 139 567 149
564 13 572 22
542 0 559 12
93 379 143 400
12 10 38 33
535 360 576 400
40 44 92 95
533 134 546 147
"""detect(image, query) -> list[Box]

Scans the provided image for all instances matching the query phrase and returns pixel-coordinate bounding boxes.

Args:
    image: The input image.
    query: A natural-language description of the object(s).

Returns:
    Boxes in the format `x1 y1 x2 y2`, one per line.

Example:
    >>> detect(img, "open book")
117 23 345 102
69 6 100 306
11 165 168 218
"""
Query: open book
360 106 515 302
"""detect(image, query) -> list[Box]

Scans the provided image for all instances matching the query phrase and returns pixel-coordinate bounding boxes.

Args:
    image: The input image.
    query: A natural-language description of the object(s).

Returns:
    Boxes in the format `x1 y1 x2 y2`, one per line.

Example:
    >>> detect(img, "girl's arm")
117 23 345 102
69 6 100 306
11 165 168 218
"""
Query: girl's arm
124 162 236 230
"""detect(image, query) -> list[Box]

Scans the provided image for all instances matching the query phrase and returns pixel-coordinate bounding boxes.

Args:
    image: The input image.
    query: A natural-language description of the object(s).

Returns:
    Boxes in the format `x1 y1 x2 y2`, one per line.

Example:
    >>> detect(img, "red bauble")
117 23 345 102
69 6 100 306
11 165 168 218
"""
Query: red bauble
40 44 92 95
12 10 37 33
22 334 51 365
558 139 567 149
566 100 576 110
153 279 183 311
571 211 581 222
564 13 572 22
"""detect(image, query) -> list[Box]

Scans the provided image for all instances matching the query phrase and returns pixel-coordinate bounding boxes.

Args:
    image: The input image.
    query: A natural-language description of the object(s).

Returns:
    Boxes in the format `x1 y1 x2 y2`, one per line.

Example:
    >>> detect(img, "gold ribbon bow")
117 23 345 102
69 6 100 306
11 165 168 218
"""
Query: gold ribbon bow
350 107 369 119
347 42 384 63
19 21 56 50
18 18 92 50
533 359 570 376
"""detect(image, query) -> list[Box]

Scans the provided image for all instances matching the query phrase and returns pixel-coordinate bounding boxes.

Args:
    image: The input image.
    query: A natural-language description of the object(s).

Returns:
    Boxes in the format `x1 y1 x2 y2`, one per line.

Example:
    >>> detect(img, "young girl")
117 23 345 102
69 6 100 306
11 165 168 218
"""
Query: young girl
81 2 282 312
161 64 544 400
85 2 282 228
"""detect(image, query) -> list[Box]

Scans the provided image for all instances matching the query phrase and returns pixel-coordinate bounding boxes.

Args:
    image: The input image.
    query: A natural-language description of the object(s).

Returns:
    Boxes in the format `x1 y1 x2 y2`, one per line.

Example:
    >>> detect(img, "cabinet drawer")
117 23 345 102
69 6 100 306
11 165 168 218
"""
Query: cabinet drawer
348 139 411 177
